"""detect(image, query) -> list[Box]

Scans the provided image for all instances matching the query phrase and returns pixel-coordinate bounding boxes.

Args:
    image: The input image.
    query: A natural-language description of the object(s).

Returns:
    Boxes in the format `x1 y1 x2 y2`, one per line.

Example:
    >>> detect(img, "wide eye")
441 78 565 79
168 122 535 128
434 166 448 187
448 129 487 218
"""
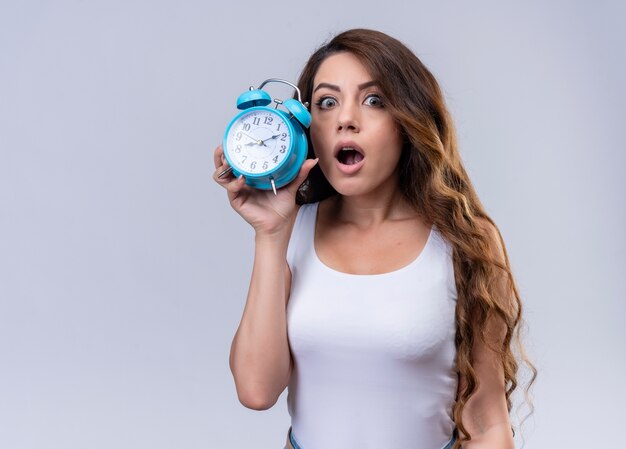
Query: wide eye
316 96 337 110
363 94 383 107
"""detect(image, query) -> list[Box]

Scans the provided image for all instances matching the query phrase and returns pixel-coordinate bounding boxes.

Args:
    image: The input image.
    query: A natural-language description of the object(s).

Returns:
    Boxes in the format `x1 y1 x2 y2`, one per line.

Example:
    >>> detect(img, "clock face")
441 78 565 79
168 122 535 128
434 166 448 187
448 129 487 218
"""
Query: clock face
225 109 292 175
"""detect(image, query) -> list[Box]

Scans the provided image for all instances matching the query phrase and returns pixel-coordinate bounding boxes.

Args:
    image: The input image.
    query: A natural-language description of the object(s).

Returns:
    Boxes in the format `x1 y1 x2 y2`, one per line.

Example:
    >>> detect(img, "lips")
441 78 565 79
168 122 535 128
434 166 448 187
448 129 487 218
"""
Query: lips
333 141 366 174
334 142 365 165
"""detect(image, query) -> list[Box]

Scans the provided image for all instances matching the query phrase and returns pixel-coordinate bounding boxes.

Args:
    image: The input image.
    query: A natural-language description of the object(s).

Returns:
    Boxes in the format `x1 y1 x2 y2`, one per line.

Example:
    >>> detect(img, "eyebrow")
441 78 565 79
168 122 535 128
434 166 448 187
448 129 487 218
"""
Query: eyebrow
312 80 378 93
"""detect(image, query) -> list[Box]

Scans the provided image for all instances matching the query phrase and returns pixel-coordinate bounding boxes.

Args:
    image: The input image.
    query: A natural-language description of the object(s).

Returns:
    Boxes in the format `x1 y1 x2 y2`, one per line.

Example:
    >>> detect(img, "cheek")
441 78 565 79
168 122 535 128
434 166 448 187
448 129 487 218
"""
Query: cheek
369 115 398 135
309 126 321 154
310 122 332 155
375 122 404 164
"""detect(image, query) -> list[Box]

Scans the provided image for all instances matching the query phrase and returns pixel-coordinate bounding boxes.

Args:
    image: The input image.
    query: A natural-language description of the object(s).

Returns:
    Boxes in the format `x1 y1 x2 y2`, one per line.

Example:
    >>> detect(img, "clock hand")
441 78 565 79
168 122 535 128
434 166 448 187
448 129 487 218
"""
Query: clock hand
240 131 264 146
246 140 268 147
240 131 256 140
261 134 282 144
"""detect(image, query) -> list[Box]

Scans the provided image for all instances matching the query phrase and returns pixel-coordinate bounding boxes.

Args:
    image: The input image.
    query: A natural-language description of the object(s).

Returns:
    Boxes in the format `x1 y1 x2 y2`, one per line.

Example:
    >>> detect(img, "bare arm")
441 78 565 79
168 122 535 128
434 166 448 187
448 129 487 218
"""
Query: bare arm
228 227 294 410
458 315 515 449
212 144 318 410
459 220 516 448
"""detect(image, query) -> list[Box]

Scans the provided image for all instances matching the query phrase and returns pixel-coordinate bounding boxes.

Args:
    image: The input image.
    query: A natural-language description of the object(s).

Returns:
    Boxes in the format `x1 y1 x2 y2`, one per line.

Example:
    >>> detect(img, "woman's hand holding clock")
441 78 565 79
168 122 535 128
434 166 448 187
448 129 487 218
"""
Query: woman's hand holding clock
213 144 318 235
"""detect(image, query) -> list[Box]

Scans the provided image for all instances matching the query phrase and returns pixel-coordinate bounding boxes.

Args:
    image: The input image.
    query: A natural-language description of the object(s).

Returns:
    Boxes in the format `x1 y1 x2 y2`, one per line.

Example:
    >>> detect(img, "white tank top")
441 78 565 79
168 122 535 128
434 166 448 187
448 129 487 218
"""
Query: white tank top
286 202 458 449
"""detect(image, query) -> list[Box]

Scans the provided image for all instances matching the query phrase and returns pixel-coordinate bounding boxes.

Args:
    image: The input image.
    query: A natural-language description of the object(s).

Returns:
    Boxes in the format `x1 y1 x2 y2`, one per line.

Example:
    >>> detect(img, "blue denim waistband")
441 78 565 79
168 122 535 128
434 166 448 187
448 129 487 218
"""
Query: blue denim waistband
289 427 301 449
287 427 457 449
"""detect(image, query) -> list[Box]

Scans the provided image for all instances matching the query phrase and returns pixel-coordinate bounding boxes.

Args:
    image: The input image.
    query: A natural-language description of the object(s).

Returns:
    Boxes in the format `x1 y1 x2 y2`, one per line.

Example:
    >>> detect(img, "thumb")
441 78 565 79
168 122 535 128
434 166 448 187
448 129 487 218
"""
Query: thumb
286 158 319 194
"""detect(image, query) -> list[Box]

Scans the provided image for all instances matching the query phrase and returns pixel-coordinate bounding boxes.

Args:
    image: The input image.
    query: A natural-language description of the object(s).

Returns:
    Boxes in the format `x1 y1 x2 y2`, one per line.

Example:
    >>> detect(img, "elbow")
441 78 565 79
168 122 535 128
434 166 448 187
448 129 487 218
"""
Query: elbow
228 349 290 411
235 387 279 411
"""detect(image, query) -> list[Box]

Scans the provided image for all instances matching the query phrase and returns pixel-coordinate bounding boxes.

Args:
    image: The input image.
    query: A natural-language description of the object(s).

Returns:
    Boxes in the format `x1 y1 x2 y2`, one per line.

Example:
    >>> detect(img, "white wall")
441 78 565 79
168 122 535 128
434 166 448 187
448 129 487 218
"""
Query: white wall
1 1 624 448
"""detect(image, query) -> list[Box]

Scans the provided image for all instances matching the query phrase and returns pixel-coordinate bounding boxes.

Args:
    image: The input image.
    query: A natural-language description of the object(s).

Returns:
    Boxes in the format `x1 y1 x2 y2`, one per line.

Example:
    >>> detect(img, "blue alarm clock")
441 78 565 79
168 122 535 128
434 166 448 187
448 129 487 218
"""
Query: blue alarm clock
220 78 311 194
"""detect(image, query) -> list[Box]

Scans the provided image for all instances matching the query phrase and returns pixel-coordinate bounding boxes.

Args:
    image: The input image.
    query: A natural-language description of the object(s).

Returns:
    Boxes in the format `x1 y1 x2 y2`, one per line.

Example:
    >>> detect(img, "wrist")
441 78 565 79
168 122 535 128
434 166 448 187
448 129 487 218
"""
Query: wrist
254 226 292 244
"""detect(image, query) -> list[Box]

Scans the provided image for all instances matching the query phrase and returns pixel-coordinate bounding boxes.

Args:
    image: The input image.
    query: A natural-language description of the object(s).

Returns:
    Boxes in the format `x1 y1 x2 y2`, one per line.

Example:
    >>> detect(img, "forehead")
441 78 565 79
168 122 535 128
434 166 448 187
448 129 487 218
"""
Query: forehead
313 52 374 86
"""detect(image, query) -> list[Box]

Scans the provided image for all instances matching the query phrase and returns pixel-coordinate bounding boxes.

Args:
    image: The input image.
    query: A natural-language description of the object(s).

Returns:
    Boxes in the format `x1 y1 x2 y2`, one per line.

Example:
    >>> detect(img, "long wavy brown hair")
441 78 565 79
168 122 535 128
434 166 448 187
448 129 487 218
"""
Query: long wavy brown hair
295 29 537 448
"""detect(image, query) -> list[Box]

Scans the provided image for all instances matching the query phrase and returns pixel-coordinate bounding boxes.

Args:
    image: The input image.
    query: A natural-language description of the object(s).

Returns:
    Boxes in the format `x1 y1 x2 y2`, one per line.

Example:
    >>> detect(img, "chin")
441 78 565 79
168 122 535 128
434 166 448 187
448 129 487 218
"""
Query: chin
327 177 373 197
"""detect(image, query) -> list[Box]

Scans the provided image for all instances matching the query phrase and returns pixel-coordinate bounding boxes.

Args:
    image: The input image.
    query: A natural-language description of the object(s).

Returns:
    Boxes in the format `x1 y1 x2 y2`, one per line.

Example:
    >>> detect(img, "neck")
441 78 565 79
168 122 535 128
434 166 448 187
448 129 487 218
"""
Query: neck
331 182 416 228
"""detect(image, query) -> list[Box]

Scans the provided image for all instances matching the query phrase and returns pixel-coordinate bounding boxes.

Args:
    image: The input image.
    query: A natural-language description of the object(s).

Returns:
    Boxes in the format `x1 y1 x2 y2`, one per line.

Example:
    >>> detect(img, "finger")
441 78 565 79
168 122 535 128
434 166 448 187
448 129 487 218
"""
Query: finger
225 174 247 195
286 158 319 194
213 144 224 170
293 158 319 187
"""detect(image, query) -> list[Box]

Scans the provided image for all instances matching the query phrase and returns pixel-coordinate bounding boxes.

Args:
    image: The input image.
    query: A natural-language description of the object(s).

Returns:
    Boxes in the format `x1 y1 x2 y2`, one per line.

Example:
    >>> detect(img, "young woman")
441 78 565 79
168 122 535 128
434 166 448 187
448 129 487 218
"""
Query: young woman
213 28 536 449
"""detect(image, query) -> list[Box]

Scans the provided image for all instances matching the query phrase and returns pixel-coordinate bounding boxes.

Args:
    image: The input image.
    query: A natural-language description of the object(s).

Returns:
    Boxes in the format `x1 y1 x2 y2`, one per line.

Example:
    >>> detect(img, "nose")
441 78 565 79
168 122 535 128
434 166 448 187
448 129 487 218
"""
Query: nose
337 99 360 133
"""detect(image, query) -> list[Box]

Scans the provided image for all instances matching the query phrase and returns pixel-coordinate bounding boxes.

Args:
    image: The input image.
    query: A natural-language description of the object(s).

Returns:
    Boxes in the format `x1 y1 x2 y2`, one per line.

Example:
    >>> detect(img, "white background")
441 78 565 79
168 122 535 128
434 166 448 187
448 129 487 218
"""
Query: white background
1 1 624 448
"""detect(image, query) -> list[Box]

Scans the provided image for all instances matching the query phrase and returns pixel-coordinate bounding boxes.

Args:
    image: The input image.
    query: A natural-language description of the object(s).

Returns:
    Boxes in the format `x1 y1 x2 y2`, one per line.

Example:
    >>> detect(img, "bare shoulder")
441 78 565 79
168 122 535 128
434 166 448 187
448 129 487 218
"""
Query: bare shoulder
475 216 500 241
475 217 507 265
474 217 515 337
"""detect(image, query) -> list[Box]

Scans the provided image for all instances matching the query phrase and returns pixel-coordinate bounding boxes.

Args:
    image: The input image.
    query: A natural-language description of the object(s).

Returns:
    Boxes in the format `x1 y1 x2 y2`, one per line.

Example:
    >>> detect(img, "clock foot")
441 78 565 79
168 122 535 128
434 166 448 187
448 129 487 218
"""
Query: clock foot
217 166 233 179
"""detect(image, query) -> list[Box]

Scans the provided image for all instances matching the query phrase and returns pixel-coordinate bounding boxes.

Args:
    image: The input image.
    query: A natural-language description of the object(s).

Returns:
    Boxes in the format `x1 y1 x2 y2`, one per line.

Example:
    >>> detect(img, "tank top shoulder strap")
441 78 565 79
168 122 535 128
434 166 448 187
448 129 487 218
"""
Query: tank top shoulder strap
286 202 319 271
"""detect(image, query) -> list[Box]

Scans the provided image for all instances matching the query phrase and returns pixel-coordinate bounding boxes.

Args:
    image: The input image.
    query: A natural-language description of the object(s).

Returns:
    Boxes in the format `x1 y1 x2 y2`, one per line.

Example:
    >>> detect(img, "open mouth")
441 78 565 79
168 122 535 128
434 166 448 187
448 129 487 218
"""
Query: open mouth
336 147 365 165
